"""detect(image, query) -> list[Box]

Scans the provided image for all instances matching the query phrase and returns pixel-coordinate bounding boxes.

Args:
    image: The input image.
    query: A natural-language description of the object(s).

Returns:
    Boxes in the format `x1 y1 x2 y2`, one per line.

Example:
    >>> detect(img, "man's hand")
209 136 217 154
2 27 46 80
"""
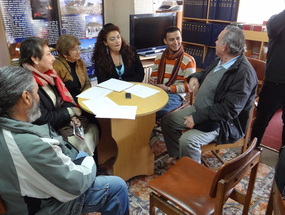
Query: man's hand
188 77 199 94
155 84 168 92
184 115 195 129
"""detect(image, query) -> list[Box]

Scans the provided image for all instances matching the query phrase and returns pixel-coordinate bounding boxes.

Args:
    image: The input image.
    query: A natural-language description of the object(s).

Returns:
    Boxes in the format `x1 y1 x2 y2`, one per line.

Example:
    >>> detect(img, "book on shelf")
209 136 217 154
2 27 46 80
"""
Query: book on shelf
208 0 217 19
208 0 239 21
184 45 204 68
210 23 228 46
183 0 208 19
230 0 239 21
182 22 213 45
202 48 217 69
216 0 232 21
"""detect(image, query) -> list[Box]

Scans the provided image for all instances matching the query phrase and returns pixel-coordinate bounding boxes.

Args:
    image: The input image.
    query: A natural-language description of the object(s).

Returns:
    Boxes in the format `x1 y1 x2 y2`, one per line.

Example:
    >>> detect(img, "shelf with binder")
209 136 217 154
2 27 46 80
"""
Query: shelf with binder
182 0 240 68
243 30 268 61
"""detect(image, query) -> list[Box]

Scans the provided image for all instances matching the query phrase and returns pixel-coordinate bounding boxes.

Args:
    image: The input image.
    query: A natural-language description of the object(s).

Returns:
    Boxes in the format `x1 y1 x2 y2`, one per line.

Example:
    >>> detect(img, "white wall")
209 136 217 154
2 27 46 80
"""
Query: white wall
0 0 161 65
104 0 154 43
237 0 285 24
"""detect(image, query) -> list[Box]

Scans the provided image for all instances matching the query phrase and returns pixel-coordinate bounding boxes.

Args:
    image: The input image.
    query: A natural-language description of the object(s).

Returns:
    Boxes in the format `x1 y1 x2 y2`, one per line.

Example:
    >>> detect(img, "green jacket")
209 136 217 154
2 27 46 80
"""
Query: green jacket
0 117 96 214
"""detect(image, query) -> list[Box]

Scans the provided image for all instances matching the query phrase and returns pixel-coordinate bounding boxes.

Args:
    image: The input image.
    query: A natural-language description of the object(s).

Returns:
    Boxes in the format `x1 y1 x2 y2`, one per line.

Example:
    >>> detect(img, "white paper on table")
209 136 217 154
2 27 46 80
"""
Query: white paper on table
82 97 137 119
96 105 137 120
97 78 134 92
76 86 112 99
125 84 160 98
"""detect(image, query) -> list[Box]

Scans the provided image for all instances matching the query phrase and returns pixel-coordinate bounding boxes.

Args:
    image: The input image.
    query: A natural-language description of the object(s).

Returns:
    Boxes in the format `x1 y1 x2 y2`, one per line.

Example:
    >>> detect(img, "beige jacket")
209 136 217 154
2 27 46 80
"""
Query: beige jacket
53 56 91 95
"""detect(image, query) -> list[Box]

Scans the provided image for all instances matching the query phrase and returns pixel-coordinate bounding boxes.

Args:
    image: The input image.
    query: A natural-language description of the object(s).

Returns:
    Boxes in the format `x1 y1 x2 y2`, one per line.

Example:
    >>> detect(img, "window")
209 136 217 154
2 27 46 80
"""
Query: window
237 0 285 24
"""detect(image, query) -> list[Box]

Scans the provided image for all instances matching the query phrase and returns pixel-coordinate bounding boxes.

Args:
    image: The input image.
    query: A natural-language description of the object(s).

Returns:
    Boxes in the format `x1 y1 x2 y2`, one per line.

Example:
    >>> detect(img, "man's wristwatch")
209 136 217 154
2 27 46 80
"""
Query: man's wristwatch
167 86 171 93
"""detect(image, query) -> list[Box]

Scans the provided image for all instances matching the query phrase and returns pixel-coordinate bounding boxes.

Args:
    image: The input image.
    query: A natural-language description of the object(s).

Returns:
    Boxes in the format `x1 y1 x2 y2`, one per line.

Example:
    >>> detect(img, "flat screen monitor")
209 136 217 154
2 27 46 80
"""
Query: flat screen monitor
130 12 176 56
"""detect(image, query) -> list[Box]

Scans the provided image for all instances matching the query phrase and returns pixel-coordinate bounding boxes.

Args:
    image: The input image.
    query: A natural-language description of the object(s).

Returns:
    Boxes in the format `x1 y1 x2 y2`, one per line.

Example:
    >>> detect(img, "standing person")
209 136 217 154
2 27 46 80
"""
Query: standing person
92 23 145 83
19 37 99 156
161 25 258 163
251 9 285 150
53 34 91 103
150 26 196 119
0 66 129 215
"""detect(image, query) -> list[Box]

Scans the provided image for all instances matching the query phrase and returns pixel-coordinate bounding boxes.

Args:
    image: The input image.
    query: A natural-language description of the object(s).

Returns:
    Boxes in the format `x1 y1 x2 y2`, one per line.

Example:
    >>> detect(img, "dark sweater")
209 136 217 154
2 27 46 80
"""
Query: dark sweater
265 9 285 83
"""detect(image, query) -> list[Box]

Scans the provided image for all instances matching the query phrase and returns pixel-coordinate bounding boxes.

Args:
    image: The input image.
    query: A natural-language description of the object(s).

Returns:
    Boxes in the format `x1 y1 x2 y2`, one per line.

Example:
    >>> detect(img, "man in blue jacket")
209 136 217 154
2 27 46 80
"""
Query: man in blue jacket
0 66 129 214
161 25 258 163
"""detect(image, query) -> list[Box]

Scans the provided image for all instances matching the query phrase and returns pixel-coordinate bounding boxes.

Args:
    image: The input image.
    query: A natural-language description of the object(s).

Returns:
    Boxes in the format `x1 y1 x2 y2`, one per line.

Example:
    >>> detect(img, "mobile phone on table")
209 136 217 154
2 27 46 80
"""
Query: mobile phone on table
125 92 131 99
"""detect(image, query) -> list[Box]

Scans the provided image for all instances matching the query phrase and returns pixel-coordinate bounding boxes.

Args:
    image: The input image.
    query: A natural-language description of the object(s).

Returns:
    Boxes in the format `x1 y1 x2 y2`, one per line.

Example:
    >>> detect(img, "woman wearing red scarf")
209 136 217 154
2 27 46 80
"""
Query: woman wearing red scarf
19 37 99 156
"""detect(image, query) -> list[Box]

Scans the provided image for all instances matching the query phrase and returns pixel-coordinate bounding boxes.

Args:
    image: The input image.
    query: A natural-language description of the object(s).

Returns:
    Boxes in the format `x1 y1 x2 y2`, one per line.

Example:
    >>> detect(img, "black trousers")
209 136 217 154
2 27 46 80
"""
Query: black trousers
251 82 285 150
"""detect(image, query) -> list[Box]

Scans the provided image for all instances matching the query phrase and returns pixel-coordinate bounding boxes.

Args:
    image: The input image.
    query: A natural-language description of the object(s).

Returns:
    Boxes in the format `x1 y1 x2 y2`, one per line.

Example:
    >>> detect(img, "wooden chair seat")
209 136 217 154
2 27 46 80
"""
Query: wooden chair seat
149 138 262 215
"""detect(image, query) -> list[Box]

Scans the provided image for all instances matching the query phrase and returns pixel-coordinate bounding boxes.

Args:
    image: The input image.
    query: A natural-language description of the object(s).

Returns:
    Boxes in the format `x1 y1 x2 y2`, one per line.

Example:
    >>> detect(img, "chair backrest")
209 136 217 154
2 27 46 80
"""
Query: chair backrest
209 137 260 198
247 57 266 94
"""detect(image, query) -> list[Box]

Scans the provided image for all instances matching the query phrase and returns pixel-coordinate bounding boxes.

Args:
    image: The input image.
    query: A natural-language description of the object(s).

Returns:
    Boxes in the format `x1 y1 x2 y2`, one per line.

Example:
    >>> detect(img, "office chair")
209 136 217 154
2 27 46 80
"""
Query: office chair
148 138 262 215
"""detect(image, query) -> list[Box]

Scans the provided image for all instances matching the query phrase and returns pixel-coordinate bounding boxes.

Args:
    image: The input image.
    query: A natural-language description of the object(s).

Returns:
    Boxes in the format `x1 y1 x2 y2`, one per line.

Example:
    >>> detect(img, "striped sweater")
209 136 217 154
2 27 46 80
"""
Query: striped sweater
151 51 196 98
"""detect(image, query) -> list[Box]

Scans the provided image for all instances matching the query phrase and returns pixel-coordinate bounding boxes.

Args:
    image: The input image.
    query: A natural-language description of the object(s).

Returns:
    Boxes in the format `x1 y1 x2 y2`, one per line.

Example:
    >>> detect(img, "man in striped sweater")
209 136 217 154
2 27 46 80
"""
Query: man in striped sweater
150 26 196 119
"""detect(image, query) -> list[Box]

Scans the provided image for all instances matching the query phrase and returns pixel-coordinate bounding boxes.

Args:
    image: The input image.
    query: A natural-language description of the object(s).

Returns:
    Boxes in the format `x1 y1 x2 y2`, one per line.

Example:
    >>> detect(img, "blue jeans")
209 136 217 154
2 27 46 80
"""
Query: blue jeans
81 176 129 215
156 93 183 119
73 152 129 215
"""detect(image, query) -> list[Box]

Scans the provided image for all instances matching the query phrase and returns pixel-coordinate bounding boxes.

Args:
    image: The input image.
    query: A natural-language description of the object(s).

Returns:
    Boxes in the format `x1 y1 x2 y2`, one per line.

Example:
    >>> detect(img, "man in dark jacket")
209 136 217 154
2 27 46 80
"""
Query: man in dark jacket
251 9 285 150
161 25 258 163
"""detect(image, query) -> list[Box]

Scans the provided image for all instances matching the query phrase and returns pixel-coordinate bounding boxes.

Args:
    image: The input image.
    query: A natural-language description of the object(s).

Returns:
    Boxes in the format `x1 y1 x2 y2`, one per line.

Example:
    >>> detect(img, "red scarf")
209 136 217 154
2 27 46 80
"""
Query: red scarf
23 64 76 105
157 46 184 86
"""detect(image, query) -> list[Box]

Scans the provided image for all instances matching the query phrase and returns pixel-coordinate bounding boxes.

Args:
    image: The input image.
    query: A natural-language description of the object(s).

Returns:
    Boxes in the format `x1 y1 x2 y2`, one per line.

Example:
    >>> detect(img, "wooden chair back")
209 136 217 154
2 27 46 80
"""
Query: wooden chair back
200 102 255 167
149 138 262 215
210 136 258 195
247 57 266 95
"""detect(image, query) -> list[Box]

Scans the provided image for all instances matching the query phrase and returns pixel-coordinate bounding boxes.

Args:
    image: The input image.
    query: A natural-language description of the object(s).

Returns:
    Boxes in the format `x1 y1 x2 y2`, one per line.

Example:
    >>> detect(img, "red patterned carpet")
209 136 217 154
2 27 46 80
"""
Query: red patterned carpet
91 133 274 215
261 108 283 151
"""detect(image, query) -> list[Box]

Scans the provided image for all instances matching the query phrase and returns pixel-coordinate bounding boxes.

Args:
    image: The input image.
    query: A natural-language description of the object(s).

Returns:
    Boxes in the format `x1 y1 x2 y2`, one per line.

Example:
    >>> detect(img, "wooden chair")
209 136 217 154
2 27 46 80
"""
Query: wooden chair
266 180 285 215
0 197 6 215
198 102 255 167
200 58 264 166
247 57 266 95
148 138 262 215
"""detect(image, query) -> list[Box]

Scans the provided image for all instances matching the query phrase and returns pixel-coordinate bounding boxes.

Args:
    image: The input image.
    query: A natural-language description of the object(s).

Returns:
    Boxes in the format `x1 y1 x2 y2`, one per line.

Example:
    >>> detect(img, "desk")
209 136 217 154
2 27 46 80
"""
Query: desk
78 83 168 180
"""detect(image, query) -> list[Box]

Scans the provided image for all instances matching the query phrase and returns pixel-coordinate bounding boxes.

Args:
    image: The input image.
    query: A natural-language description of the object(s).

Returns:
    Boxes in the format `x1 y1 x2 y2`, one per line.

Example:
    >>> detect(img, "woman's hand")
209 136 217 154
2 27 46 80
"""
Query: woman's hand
70 116 82 127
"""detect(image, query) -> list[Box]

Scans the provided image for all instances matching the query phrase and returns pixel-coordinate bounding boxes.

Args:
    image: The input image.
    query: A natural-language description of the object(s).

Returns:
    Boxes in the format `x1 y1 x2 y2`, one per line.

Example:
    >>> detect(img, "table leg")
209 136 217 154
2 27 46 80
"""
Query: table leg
112 113 155 180
97 113 155 180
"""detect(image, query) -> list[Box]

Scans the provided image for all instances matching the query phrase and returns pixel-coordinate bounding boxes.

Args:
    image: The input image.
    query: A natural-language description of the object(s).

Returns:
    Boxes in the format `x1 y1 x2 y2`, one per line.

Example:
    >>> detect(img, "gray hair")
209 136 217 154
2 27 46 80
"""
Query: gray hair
221 25 245 55
0 66 35 118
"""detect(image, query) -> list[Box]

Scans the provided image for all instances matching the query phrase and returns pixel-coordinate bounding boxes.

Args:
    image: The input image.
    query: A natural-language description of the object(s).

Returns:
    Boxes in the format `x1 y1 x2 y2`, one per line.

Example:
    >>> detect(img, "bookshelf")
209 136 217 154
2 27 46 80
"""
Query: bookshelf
243 30 268 61
181 0 244 69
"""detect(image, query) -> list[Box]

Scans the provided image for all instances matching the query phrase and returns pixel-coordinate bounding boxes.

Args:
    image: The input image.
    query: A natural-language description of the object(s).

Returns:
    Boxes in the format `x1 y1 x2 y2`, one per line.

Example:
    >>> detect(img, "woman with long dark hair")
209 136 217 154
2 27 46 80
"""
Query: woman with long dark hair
92 23 144 83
